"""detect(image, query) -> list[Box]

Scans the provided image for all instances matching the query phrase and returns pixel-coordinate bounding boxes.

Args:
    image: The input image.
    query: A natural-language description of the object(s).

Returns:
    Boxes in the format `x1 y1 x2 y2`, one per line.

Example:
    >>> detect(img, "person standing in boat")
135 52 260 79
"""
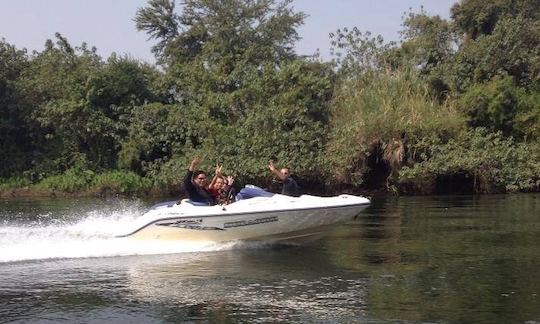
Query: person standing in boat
183 156 215 205
268 160 301 197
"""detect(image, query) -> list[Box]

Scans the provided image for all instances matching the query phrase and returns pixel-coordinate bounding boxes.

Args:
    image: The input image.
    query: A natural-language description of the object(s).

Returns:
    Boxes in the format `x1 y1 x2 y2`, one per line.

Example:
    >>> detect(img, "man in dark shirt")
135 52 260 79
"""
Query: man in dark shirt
268 160 301 197
183 156 215 205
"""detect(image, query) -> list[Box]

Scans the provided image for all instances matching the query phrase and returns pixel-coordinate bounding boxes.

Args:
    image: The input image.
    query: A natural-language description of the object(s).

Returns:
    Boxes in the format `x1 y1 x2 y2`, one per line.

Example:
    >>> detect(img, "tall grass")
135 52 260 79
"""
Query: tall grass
324 67 465 187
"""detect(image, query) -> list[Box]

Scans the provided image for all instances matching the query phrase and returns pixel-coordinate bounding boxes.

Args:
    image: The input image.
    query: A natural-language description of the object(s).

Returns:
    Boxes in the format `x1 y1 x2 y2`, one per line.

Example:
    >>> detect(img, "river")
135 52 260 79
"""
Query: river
1 194 539 323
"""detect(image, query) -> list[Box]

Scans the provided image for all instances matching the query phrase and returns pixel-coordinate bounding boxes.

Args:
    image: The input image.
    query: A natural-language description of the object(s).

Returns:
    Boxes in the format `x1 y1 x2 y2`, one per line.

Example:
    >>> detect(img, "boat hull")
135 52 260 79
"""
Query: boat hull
119 194 370 243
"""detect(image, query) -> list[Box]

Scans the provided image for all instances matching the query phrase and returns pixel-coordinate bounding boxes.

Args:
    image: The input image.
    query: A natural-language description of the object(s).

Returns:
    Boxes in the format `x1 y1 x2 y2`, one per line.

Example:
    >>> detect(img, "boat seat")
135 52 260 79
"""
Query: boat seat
149 200 178 209
236 185 274 200
182 199 211 206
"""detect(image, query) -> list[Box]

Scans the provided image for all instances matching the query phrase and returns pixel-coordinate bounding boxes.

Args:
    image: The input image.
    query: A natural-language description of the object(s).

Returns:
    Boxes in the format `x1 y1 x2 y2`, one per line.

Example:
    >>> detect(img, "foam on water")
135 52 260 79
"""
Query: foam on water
0 202 238 263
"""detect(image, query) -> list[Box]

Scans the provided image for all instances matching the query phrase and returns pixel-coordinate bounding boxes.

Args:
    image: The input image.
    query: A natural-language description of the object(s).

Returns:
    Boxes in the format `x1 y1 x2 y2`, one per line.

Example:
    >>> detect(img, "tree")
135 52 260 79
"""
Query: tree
133 0 336 189
0 40 32 177
136 0 306 121
134 0 180 59
397 11 456 100
451 0 540 41
457 76 521 136
399 10 456 73
18 34 160 175
449 0 540 90
136 0 304 65
329 27 394 78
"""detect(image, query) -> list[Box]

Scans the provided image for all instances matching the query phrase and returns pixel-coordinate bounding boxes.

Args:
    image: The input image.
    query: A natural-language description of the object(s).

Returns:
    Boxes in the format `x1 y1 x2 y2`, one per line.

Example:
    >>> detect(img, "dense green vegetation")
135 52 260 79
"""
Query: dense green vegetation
1 0 539 197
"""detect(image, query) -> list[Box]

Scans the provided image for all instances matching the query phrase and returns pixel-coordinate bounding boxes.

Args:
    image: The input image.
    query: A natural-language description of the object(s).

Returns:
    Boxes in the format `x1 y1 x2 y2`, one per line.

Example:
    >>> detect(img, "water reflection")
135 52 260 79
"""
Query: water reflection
122 249 369 322
0 247 370 322
323 194 540 323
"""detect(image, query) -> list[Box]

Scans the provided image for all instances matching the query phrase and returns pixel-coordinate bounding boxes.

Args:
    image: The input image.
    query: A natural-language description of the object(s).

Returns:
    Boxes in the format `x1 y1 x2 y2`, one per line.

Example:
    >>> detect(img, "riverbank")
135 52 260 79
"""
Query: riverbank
0 169 390 199
1 172 538 200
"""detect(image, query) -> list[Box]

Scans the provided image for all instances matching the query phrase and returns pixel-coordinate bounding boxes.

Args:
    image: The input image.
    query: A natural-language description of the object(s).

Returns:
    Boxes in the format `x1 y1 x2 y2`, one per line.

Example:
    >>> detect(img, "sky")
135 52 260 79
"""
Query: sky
0 0 457 63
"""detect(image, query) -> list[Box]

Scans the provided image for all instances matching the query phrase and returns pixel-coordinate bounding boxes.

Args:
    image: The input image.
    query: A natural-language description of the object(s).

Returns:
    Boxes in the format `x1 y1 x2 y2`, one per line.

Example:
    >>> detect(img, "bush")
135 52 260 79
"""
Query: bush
93 170 152 194
36 168 95 192
514 90 540 140
457 76 521 136
0 177 32 191
399 128 540 193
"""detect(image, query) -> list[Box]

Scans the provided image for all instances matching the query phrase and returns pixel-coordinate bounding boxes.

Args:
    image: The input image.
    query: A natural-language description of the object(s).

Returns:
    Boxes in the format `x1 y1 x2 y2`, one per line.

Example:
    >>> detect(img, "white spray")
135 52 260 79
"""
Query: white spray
0 201 237 263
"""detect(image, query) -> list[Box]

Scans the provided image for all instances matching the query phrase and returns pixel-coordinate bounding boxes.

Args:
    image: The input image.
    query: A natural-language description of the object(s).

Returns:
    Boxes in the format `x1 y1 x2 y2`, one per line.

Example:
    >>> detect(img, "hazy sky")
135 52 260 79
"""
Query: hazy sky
0 0 457 63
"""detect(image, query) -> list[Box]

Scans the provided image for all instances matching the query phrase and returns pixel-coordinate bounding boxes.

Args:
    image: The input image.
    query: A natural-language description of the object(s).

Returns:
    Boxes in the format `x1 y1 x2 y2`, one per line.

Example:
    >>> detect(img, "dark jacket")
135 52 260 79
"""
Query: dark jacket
282 176 301 197
183 170 215 205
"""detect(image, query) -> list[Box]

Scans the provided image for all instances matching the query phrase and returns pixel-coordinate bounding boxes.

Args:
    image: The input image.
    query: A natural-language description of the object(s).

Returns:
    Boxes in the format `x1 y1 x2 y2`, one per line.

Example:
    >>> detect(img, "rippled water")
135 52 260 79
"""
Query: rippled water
1 194 539 323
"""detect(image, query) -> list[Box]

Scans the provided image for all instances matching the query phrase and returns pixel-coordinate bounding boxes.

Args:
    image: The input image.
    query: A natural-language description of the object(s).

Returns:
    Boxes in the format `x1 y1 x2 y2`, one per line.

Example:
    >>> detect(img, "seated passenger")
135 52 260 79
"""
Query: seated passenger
208 165 235 205
268 160 301 197
183 156 215 205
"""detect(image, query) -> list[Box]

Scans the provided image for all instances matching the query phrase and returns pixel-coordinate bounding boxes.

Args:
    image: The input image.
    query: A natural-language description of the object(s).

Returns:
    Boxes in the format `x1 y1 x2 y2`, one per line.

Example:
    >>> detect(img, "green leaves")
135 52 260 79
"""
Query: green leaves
324 66 465 188
399 129 540 193
5 34 162 176
458 76 519 136
34 168 151 194
0 40 33 177
3 0 540 196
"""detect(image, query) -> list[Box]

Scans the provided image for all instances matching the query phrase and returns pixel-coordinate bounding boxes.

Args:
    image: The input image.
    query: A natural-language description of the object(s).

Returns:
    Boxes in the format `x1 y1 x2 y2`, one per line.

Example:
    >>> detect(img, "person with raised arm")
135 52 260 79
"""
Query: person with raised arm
268 160 301 197
183 156 215 205
208 164 236 205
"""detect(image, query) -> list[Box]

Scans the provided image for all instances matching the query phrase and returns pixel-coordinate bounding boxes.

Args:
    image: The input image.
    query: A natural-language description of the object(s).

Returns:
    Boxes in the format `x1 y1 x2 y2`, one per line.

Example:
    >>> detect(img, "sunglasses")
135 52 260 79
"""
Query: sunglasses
196 176 207 180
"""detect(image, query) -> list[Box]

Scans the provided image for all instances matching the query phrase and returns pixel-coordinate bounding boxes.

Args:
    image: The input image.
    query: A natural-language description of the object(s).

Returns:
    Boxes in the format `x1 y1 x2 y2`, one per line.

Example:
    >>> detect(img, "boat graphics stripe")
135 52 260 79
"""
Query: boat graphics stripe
223 216 278 229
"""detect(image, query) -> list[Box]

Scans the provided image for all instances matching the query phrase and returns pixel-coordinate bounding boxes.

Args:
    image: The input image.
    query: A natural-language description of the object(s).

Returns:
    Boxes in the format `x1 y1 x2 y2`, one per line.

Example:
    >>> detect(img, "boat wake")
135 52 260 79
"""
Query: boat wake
0 203 243 263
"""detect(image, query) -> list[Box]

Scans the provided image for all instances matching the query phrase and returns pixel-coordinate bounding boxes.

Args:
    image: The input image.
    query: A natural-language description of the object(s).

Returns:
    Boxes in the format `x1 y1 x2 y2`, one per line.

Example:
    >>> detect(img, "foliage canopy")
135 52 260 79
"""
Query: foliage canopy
1 0 540 196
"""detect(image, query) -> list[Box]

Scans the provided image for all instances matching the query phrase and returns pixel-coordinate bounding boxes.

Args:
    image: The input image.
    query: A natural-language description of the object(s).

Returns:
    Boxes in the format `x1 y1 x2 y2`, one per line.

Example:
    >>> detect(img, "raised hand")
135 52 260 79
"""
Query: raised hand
215 164 223 176
189 156 202 171
268 160 276 172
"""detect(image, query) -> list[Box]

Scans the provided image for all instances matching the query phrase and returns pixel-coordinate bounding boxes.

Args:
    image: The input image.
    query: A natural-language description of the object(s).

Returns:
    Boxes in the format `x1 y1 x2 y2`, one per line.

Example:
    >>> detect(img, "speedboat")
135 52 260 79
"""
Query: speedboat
118 186 370 243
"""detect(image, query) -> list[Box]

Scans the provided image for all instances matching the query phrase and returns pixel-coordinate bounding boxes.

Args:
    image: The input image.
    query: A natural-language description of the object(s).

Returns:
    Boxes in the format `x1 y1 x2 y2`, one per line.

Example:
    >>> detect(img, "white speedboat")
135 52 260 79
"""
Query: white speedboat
118 187 370 243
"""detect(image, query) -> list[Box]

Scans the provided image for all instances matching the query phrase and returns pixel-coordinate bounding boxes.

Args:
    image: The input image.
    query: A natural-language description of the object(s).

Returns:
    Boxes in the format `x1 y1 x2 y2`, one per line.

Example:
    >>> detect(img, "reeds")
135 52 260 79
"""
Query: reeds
325 67 465 188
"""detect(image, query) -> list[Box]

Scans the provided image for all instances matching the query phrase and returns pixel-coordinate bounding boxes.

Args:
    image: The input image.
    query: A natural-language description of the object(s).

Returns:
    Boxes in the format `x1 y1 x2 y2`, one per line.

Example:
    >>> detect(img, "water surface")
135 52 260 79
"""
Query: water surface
1 194 539 323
